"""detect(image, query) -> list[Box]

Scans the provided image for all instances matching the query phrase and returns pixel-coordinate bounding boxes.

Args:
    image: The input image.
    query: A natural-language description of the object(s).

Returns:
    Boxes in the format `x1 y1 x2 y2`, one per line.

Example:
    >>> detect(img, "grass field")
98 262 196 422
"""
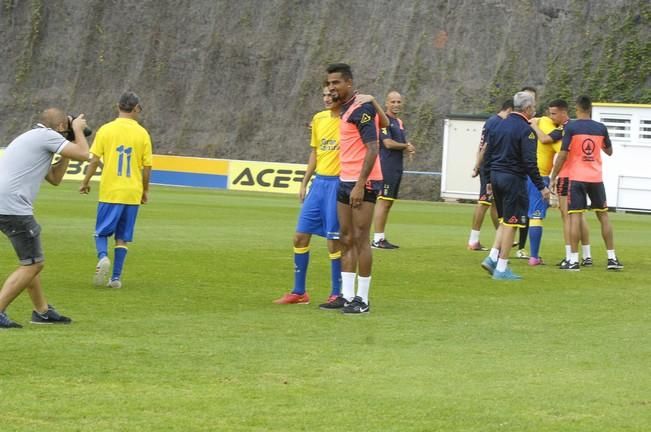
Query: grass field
1 181 650 431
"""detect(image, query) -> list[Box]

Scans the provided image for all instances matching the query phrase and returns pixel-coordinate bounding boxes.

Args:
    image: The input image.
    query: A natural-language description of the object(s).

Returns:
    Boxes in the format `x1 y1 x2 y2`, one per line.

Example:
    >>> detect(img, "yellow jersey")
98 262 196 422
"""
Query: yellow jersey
310 110 340 176
91 118 153 204
536 116 562 176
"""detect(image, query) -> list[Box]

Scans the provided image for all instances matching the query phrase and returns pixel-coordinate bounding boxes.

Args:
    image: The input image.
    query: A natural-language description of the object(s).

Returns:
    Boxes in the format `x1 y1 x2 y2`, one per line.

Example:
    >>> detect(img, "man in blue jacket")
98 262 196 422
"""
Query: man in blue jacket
481 92 550 280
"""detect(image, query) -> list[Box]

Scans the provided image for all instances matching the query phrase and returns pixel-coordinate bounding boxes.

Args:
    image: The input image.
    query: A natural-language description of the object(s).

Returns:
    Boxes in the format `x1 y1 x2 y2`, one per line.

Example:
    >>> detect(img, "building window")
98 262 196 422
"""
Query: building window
640 119 651 143
599 114 632 141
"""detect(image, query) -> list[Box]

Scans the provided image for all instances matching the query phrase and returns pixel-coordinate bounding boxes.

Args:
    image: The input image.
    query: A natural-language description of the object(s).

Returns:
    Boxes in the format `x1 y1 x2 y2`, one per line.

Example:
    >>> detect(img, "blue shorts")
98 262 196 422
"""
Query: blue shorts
478 169 493 205
296 175 340 240
492 172 528 227
527 176 550 219
95 203 140 242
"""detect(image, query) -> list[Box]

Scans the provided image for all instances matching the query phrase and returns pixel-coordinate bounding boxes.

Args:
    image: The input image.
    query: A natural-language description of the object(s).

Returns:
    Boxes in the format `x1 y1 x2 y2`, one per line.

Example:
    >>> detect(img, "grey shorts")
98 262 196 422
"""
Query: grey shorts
0 215 44 265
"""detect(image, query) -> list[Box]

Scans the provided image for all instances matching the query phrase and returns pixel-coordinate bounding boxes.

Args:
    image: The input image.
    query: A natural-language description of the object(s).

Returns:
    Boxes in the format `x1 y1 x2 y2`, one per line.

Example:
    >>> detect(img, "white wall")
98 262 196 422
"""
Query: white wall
441 117 486 200
593 103 651 211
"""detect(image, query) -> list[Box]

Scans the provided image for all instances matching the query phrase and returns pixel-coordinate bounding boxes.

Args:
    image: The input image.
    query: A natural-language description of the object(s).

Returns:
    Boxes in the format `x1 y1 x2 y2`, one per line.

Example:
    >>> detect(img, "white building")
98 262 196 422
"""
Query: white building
440 114 488 201
593 103 651 212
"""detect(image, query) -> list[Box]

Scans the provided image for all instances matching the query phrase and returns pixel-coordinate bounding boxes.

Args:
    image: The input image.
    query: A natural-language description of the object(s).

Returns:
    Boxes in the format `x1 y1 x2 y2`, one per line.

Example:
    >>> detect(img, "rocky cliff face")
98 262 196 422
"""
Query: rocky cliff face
1 0 649 197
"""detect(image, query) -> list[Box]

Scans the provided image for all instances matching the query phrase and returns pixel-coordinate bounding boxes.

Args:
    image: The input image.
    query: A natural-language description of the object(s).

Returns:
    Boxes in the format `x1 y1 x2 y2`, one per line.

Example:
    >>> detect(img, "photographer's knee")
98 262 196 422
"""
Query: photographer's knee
22 261 44 275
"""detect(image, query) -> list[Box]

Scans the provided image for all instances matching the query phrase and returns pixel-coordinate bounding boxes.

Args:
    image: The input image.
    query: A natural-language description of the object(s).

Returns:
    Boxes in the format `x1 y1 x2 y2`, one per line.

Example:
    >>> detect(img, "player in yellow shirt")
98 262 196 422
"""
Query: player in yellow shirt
273 87 343 305
80 91 153 288
274 87 387 306
527 99 568 265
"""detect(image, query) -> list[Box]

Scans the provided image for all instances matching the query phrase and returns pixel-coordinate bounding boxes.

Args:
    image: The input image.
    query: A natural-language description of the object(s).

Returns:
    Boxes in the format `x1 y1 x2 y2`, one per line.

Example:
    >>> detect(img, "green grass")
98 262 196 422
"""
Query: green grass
1 181 650 431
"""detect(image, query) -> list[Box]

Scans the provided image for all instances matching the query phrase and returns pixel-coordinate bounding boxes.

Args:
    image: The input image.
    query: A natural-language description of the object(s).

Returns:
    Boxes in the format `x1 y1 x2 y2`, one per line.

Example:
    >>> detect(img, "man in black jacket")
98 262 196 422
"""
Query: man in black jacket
481 92 550 280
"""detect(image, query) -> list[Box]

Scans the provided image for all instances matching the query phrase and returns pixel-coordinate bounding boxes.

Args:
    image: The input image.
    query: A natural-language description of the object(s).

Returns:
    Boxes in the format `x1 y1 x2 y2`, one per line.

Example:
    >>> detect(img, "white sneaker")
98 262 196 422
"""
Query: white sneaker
107 279 122 289
516 249 529 259
93 257 111 286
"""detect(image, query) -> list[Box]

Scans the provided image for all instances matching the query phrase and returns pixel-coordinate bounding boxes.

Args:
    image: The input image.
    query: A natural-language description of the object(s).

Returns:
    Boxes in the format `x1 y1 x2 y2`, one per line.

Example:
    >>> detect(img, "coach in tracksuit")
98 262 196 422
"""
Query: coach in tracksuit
481 91 550 280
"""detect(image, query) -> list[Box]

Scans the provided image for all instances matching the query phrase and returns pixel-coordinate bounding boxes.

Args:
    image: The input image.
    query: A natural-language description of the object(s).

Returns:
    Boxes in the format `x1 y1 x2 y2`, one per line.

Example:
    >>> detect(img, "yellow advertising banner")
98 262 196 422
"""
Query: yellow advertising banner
55 155 103 182
0 148 101 182
1 148 314 193
152 154 229 175
229 160 308 194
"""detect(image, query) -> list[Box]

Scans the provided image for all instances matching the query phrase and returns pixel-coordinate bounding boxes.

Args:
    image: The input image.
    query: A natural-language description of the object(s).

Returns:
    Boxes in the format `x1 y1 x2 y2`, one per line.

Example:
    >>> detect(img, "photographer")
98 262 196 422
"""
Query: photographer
0 108 90 328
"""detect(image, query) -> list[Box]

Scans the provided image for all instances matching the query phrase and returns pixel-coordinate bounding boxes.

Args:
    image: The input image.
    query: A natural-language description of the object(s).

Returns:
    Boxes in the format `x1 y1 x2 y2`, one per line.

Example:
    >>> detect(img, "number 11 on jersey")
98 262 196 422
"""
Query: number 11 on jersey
116 145 133 177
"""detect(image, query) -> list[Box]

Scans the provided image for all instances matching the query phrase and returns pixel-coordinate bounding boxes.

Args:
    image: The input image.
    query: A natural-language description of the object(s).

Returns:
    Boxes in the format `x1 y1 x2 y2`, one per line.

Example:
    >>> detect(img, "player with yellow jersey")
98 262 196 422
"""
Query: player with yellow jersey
274 87 386 307
80 91 153 289
535 115 563 175
273 87 343 305
527 99 569 265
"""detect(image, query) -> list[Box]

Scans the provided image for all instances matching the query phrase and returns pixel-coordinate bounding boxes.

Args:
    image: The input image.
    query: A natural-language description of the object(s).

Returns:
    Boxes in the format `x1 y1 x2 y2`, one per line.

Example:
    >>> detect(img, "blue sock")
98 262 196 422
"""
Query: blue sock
292 247 310 295
329 251 342 296
112 246 128 281
95 236 108 260
529 225 543 258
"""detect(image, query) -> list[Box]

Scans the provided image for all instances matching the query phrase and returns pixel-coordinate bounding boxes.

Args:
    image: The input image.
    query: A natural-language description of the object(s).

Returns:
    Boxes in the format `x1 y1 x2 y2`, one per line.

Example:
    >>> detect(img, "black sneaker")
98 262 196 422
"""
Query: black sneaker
557 258 569 267
581 257 593 267
319 295 348 310
0 311 22 329
607 258 624 270
30 305 72 325
560 261 580 271
341 296 370 315
371 239 398 249
383 239 399 249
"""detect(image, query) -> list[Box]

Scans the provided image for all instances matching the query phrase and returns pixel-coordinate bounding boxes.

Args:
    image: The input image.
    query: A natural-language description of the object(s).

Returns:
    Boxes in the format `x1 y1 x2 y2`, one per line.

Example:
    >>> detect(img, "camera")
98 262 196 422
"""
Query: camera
65 114 93 141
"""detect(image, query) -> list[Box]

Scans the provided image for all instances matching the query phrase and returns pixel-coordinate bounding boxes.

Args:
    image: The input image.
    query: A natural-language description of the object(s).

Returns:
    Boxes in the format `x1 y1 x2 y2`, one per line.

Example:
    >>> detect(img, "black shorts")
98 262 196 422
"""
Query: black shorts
337 180 382 205
556 177 570 197
491 172 528 227
0 215 44 265
568 181 608 213
379 170 402 200
478 169 493 205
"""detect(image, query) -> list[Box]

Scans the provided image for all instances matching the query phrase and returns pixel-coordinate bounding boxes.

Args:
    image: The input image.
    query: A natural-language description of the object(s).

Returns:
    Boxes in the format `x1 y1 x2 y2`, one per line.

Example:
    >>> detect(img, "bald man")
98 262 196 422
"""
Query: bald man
0 108 90 328
372 91 415 249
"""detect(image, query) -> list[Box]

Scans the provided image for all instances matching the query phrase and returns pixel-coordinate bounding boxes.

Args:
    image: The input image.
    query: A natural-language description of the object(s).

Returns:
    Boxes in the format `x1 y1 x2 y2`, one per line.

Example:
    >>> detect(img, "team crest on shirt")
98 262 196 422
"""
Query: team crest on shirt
528 132 535 139
360 113 372 124
320 138 338 151
381 128 388 134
